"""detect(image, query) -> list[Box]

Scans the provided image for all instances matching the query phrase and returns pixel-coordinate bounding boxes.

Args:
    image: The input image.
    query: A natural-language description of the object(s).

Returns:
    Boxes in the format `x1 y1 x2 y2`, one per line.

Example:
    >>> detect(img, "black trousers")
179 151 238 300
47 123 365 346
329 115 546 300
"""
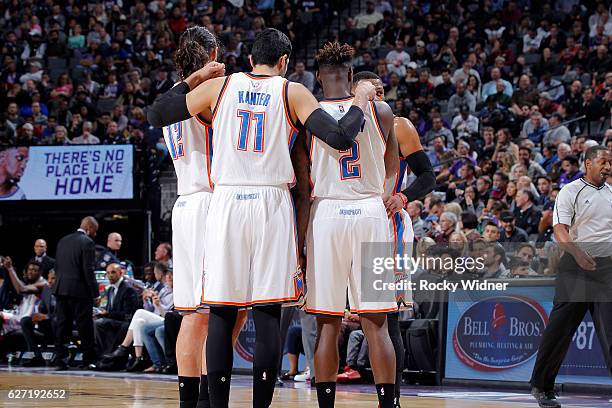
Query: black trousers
93 317 129 356
530 256 612 390
20 316 54 356
163 311 183 365
54 295 95 364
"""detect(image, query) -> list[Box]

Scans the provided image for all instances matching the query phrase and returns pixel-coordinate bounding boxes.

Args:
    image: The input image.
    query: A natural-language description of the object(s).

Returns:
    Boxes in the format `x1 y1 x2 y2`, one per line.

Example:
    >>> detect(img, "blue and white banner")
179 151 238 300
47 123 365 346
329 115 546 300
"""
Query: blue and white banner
0 145 133 200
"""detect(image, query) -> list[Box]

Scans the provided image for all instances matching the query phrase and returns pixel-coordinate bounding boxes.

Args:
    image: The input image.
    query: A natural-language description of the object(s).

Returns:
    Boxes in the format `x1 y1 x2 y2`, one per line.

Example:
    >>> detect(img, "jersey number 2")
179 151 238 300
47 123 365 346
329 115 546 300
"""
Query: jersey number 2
339 141 361 179
236 110 265 152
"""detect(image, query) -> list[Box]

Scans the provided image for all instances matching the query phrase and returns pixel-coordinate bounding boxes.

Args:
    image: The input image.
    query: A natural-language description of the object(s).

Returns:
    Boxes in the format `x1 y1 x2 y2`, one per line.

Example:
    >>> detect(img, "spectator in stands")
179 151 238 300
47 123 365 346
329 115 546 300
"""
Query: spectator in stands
481 242 507 278
461 211 481 242
93 263 139 356
280 323 306 380
537 73 565 102
482 67 512 100
512 147 547 180
154 242 172 269
452 58 479 85
558 154 584 187
425 117 454 149
451 105 479 139
433 68 455 100
482 221 501 243
337 316 365 383
448 80 476 115
498 211 528 243
386 40 410 76
511 74 539 118
288 61 315 93
96 232 122 271
103 264 172 372
543 113 571 147
72 121 100 144
354 1 383 29
49 126 71 145
432 211 458 244
407 201 425 239
30 239 55 278
513 189 542 236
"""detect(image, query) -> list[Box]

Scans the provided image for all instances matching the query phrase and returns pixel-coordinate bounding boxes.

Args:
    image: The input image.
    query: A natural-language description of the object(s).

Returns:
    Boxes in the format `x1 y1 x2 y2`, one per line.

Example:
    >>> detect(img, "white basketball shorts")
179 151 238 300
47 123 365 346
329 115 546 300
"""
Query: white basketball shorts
201 185 303 307
389 208 415 308
172 191 211 314
305 196 398 315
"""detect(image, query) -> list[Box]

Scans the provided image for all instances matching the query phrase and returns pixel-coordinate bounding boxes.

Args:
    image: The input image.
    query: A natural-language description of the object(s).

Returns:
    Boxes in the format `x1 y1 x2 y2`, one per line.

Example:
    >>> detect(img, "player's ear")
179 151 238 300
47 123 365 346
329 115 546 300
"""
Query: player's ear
316 69 321 86
210 47 218 62
248 54 255 70
348 66 353 87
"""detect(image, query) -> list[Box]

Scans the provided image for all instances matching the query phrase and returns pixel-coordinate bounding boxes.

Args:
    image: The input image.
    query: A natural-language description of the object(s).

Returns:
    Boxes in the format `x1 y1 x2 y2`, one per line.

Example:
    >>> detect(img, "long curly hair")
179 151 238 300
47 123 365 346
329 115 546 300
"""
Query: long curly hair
174 26 218 80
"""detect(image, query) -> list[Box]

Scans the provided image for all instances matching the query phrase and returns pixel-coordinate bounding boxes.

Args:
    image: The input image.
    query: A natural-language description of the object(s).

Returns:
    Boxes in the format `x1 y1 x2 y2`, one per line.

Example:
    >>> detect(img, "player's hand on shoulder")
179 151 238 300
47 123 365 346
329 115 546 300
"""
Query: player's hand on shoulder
198 62 225 82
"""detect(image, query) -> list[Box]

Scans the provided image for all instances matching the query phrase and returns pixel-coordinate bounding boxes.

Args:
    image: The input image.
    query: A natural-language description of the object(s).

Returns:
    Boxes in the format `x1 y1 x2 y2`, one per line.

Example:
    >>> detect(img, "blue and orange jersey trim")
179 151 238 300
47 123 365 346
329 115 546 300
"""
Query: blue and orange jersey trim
282 79 300 139
211 74 232 123
370 101 387 150
394 159 408 193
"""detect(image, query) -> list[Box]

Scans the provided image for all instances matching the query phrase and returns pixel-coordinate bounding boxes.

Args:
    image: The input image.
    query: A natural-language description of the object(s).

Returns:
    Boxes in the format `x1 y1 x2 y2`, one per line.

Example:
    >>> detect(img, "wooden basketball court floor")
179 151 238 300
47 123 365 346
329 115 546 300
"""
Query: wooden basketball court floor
1 368 611 407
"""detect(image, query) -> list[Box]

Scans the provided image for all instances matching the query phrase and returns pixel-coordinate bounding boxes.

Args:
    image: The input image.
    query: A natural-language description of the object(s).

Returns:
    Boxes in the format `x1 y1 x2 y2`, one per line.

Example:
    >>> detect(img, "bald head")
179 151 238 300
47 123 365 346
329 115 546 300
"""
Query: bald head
107 232 122 251
80 216 99 238
34 239 47 257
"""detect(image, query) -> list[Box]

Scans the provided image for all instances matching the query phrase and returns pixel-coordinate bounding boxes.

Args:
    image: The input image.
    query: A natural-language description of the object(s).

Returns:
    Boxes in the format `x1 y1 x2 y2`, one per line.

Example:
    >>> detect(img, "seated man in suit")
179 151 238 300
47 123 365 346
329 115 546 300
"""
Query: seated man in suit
93 263 139 356
30 239 55 279
20 270 57 366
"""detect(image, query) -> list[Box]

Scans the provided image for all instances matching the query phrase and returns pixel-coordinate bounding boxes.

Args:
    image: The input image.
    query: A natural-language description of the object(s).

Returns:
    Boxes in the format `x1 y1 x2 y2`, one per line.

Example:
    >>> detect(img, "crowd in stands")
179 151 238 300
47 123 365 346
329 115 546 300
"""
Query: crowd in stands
1 0 612 384
0 0 338 147
0 236 181 374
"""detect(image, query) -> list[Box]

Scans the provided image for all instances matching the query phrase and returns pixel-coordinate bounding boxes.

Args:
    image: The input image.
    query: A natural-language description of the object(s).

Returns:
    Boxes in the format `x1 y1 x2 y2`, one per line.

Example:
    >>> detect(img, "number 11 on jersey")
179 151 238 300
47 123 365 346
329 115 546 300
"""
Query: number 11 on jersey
236 110 266 152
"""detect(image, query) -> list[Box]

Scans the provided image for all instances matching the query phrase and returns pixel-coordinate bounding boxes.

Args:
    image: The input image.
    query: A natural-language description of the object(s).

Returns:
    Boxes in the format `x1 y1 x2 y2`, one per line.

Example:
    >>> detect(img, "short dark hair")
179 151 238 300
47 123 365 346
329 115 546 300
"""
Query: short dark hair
353 71 380 82
585 145 608 162
251 28 292 67
494 170 509 182
461 211 478 229
315 42 355 69
563 155 579 166
25 260 42 272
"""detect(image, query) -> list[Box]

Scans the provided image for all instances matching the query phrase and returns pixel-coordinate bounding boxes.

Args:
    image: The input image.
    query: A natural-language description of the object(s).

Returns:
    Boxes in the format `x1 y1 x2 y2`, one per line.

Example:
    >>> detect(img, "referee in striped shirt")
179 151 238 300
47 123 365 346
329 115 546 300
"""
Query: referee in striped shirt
530 145 612 408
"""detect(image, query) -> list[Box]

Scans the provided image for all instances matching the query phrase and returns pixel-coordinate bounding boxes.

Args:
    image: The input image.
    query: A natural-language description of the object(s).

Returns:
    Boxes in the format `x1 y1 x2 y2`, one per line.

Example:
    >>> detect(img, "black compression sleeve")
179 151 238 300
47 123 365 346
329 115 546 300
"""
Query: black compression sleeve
401 150 435 202
146 82 191 128
304 106 364 150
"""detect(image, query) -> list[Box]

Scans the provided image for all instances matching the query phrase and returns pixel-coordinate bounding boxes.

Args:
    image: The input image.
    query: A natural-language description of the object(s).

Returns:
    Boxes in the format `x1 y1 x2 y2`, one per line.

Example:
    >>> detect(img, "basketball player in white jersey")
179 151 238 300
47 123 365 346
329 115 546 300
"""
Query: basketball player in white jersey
352 72 435 408
304 42 399 408
153 27 246 408
147 28 376 408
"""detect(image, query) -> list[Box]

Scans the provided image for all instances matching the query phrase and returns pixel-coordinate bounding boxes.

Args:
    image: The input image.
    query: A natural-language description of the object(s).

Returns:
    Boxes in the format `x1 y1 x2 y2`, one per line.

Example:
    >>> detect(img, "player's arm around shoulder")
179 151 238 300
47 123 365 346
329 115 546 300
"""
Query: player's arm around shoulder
186 75 228 117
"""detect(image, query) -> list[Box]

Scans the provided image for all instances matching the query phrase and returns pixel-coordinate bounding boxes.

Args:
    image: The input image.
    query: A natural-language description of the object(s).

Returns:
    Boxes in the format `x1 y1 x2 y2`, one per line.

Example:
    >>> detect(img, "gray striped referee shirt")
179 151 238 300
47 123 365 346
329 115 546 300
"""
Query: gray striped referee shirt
553 178 612 258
